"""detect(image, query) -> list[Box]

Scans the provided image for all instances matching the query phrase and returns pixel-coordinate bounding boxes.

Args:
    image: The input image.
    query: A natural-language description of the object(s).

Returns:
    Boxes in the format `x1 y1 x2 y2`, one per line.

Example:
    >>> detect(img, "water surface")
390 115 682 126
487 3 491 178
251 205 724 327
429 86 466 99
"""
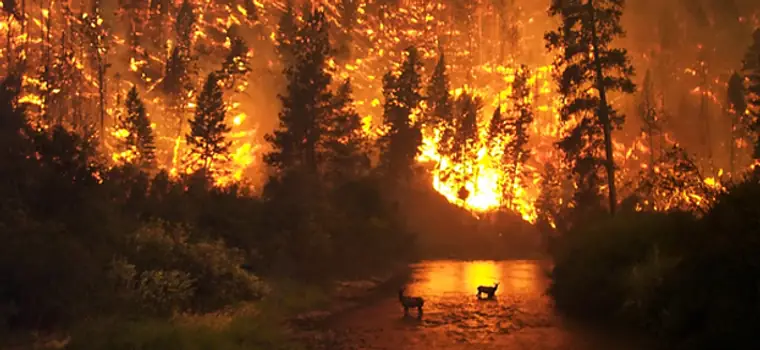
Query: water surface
307 260 647 350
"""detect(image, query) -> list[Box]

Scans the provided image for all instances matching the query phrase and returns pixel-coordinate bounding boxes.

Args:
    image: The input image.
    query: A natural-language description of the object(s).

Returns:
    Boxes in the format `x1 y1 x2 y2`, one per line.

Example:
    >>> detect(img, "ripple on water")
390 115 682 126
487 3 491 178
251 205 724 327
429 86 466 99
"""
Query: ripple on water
309 260 634 350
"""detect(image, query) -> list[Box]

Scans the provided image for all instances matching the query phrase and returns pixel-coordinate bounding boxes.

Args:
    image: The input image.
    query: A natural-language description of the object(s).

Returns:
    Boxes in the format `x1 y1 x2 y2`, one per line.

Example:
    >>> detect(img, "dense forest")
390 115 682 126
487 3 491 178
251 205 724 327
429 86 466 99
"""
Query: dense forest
1 0 760 348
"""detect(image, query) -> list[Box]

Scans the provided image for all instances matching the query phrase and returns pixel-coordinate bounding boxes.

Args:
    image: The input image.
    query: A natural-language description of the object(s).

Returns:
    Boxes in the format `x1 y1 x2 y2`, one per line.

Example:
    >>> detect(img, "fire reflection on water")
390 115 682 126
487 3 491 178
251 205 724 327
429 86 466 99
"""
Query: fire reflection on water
405 260 545 298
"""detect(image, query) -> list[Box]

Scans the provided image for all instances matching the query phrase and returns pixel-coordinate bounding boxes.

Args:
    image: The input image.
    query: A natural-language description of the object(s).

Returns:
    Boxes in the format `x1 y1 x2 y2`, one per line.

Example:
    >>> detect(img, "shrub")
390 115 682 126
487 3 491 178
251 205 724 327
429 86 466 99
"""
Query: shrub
110 222 269 316
549 211 694 321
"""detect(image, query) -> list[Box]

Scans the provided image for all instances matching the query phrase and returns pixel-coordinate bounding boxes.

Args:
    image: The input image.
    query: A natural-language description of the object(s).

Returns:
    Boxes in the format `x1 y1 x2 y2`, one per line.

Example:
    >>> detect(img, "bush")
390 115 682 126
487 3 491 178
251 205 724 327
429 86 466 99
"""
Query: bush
550 178 760 348
549 211 694 321
110 222 269 316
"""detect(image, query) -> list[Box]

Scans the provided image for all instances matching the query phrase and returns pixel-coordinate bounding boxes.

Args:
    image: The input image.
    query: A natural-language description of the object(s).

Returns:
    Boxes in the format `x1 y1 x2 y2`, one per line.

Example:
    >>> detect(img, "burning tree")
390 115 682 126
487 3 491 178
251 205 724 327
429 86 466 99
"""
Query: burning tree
186 72 231 173
637 69 661 171
81 0 111 140
265 9 333 176
276 0 299 69
744 28 760 161
545 0 636 217
336 0 359 63
217 35 251 92
117 86 156 169
379 46 424 185
425 49 454 159
451 91 482 200
727 72 749 175
502 64 534 207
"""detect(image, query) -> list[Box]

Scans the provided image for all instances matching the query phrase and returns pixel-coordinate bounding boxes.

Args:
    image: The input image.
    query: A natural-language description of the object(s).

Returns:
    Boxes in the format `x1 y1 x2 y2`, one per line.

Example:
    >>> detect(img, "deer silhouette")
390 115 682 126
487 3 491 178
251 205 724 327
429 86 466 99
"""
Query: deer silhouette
477 282 499 299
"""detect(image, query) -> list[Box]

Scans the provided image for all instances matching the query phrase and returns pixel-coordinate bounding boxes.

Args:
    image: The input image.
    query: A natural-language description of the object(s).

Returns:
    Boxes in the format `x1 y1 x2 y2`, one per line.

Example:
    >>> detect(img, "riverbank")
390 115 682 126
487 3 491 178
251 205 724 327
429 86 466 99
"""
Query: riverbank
2 266 409 350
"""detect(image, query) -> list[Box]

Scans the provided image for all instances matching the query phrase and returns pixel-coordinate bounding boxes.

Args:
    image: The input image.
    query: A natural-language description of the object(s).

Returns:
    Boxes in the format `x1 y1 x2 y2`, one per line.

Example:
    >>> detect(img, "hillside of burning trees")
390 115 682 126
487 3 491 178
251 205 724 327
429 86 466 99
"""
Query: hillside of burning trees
1 0 760 348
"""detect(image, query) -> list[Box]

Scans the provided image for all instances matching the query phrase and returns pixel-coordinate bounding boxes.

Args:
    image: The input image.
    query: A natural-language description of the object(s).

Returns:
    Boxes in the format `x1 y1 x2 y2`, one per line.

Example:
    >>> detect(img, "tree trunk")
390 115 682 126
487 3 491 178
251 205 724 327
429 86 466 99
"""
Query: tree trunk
588 0 617 216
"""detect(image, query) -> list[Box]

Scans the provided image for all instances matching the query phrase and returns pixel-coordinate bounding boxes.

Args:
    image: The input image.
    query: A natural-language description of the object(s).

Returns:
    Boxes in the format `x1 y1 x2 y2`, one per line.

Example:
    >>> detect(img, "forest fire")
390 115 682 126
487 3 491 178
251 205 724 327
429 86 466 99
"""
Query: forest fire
0 0 756 223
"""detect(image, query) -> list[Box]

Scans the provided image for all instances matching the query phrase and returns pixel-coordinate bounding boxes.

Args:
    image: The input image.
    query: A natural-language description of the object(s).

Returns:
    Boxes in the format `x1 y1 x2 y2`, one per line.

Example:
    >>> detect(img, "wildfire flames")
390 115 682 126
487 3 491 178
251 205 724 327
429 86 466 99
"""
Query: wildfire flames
0 0 755 223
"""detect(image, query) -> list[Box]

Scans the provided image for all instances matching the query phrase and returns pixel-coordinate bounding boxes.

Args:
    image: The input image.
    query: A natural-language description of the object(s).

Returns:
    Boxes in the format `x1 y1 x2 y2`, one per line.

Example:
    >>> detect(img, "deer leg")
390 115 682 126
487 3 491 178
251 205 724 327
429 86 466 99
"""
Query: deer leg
417 307 423 318
404 306 409 315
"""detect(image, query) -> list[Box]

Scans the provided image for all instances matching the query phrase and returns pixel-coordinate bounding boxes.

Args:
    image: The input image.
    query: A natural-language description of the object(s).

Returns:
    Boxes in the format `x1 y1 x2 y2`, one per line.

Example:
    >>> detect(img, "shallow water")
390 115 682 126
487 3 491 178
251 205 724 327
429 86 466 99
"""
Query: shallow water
305 260 648 350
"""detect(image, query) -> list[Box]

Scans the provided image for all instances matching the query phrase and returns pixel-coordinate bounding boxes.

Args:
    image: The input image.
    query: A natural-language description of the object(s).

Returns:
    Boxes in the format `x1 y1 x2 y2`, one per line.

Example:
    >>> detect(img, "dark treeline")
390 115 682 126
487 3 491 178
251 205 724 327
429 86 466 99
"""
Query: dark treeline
0 7 431 346
544 1 760 349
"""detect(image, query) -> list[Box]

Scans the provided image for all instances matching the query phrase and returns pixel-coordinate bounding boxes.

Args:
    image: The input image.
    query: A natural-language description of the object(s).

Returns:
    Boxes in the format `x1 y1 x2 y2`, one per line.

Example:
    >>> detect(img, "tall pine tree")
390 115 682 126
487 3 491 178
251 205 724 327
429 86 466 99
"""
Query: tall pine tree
186 72 231 172
276 0 299 69
119 86 156 169
503 65 534 207
322 79 370 183
743 29 760 162
379 47 424 184
726 72 748 175
217 35 250 92
451 92 482 201
265 9 333 175
425 49 454 158
545 0 636 216
637 69 660 170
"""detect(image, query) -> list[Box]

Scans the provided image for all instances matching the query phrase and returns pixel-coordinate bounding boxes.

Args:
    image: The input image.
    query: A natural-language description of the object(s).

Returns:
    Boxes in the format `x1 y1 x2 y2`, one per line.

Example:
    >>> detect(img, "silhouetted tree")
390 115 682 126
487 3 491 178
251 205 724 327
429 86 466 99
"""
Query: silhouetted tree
487 106 507 150
425 49 454 156
186 73 231 172
451 92 481 195
162 47 195 137
337 0 358 63
545 0 636 216
727 72 748 175
637 69 660 170
503 65 534 206
176 0 195 51
323 79 370 183
379 47 423 184
217 36 250 91
276 0 298 69
535 162 562 238
119 86 156 169
81 0 111 140
265 9 333 175
743 29 760 161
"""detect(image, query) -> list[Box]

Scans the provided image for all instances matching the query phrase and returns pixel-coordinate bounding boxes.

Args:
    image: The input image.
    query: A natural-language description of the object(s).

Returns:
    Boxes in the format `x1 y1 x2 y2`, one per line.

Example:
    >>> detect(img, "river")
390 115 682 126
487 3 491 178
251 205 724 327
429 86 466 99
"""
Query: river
302 260 651 350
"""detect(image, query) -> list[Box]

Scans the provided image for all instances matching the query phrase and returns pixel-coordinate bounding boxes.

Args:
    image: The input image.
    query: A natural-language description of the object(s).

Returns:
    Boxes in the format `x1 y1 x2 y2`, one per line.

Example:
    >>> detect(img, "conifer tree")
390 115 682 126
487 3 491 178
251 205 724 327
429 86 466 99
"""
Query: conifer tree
535 162 562 236
426 49 454 157
487 106 507 150
162 47 195 137
119 86 156 169
323 79 370 182
265 9 333 175
743 29 760 161
186 72 231 172
276 0 299 69
637 69 660 170
545 0 636 216
727 72 748 175
217 36 250 91
176 0 196 51
379 47 424 184
503 65 534 207
337 0 358 63
451 92 482 201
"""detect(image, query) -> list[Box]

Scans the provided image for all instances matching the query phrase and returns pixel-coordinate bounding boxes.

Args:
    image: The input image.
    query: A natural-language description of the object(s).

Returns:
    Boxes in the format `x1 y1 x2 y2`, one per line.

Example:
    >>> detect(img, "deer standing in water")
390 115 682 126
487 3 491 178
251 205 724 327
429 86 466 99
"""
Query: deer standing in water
398 287 424 317
477 282 499 299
